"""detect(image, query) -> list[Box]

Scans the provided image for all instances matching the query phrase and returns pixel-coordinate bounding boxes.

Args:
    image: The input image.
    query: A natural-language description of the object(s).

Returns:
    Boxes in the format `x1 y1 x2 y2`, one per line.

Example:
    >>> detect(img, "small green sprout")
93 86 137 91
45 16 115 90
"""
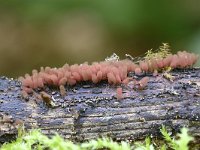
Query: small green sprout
145 43 172 60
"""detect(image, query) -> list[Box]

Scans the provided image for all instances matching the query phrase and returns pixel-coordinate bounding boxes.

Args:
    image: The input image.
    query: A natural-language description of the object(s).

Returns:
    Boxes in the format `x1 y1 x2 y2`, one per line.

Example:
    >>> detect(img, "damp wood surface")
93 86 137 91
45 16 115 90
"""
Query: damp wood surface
0 68 200 144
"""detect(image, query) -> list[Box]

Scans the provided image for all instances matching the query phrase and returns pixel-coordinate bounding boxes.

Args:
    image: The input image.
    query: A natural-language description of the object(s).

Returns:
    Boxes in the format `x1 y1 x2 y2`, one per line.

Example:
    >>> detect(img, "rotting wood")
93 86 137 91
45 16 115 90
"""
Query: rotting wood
0 68 200 143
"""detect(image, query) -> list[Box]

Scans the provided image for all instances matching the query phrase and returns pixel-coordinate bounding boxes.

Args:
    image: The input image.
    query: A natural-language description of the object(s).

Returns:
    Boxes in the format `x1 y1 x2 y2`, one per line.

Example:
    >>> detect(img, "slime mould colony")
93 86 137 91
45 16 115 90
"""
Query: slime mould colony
19 43 199 103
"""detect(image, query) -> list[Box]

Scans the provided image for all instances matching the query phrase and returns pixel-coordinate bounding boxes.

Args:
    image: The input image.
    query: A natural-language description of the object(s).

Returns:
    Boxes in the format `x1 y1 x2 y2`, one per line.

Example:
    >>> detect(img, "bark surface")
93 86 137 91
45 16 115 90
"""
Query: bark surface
0 68 200 143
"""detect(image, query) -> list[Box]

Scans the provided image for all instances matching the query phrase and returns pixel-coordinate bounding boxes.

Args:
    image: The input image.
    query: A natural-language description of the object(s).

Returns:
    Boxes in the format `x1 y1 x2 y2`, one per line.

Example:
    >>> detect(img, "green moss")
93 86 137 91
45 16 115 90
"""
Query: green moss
1 126 196 150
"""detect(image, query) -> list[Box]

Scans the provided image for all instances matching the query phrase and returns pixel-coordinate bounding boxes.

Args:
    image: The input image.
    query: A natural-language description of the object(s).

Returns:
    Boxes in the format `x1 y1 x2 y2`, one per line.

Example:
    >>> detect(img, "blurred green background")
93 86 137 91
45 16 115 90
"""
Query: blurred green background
0 0 200 77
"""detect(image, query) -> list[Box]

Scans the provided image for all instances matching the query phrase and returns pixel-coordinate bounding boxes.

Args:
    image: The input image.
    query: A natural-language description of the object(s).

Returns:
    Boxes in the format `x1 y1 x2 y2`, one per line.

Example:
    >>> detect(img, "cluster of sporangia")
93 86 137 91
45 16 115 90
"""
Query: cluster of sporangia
19 46 199 100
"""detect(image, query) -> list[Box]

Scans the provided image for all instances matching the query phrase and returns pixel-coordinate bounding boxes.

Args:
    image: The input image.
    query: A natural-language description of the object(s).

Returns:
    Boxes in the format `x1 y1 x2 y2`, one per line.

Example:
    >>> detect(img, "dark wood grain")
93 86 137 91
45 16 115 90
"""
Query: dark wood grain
0 68 200 143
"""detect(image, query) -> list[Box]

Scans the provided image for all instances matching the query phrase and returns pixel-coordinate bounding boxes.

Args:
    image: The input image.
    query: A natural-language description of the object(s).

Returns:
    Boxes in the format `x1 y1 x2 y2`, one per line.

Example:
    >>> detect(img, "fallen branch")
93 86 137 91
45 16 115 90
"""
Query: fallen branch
0 68 200 143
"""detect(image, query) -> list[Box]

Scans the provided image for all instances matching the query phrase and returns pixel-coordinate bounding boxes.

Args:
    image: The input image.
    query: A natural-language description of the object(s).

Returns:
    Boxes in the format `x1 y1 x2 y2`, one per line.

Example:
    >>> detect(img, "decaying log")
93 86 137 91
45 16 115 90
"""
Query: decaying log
0 68 200 143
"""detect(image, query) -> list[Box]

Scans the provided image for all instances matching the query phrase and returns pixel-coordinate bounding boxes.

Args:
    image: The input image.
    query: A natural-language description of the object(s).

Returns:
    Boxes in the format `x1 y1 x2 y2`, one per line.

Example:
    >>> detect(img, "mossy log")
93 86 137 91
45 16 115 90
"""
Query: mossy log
0 68 200 143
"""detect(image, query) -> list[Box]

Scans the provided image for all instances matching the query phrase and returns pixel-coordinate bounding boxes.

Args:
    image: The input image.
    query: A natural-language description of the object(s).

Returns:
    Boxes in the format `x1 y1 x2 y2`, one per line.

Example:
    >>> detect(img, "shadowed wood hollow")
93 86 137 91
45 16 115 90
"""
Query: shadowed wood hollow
0 68 200 143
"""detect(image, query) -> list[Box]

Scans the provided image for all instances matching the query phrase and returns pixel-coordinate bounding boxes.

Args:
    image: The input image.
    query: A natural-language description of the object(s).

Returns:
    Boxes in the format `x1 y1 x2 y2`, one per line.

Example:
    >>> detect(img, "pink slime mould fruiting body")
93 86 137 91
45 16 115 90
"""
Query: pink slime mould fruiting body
116 87 123 100
19 51 199 96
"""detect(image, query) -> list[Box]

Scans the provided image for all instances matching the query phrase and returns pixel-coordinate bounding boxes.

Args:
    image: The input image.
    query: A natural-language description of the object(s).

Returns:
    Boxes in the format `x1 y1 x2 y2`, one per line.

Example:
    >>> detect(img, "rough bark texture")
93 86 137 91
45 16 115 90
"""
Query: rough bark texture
0 68 200 144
